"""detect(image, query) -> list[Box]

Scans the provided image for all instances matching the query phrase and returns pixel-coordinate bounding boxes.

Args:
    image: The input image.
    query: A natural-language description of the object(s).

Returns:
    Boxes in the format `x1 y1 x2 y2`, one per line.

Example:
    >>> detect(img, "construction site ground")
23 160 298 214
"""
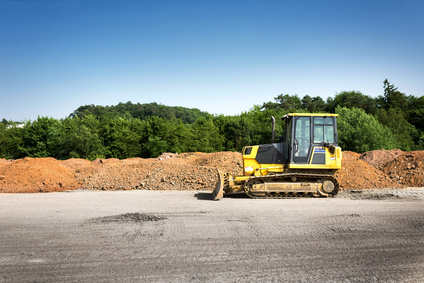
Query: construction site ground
1 149 424 193
1 189 424 282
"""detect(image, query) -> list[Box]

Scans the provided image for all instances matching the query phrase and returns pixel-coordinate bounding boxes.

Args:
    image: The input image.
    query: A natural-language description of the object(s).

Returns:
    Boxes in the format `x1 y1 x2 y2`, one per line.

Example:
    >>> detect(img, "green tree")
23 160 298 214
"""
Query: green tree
335 106 398 152
0 123 24 159
378 79 409 111
0 122 7 158
20 117 63 158
301 95 327 112
100 117 142 159
70 102 208 124
142 136 168 158
376 109 414 151
213 115 245 151
262 94 302 112
406 96 424 132
188 117 224 152
140 116 172 157
161 120 190 154
328 91 377 114
59 115 106 160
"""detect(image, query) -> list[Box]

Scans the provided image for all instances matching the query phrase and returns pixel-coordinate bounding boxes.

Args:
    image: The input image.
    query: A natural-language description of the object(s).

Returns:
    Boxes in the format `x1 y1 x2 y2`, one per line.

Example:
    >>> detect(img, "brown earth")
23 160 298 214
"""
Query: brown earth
382 151 424 187
335 151 401 190
359 148 404 170
1 149 423 193
0 157 80 193
59 152 243 192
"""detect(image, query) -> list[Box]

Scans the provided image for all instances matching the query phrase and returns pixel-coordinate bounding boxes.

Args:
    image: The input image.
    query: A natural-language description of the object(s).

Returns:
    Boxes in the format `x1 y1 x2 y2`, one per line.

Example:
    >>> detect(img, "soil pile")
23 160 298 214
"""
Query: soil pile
335 151 401 190
359 149 403 170
60 152 242 191
382 151 424 187
0 157 80 193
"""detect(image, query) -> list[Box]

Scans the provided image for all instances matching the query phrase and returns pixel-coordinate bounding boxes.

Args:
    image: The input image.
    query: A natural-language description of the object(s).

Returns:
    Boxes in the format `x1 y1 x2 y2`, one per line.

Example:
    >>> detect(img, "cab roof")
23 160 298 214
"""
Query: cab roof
282 113 338 118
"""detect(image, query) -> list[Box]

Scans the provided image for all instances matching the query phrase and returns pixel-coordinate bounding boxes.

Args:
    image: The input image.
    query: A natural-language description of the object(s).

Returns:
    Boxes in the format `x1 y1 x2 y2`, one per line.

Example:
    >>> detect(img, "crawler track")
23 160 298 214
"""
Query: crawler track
243 172 339 198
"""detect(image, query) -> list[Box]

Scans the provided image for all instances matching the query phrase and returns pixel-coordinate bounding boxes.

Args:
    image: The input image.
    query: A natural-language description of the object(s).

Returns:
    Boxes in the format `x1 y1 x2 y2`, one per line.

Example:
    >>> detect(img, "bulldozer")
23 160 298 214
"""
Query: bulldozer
212 113 342 200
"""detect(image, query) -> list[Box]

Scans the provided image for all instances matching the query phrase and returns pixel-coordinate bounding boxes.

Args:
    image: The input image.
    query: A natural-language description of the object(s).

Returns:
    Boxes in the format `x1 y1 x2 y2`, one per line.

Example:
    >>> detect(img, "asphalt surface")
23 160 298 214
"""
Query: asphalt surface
1 189 424 282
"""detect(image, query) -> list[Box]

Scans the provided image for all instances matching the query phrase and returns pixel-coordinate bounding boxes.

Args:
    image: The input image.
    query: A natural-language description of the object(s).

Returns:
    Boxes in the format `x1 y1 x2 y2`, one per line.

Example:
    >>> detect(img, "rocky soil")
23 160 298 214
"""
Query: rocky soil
1 149 424 193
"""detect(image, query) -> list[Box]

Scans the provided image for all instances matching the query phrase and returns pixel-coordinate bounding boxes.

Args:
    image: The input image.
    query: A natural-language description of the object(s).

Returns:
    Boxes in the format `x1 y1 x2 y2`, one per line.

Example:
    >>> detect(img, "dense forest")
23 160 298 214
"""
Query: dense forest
1 79 423 160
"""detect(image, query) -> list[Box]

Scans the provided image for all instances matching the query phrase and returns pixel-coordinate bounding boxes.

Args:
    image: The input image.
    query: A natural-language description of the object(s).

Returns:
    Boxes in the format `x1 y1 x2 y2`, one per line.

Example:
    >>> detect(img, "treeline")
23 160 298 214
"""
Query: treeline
1 80 423 160
70 102 209 124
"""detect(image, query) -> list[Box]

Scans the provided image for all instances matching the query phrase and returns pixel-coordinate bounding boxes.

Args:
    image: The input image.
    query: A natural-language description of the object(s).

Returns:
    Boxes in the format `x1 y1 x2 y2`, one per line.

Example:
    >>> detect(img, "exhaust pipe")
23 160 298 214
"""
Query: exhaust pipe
271 116 275 143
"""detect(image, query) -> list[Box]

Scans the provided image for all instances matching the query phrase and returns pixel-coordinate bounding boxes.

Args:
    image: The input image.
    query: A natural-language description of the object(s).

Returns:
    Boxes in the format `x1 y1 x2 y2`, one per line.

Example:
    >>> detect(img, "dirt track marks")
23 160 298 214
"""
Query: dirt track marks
90 213 166 224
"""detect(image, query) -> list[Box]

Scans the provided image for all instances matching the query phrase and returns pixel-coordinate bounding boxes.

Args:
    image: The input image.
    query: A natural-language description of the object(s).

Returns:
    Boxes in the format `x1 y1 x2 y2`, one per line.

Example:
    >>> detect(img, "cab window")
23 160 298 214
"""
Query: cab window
313 117 334 143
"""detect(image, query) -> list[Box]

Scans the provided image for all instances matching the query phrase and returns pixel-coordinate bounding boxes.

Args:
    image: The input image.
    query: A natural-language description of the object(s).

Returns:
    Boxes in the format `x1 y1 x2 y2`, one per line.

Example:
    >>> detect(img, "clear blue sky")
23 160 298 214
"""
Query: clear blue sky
1 0 423 121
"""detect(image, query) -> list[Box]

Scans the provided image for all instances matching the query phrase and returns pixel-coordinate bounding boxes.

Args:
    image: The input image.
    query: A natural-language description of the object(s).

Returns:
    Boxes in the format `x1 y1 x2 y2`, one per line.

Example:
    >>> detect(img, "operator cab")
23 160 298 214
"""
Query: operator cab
282 113 338 165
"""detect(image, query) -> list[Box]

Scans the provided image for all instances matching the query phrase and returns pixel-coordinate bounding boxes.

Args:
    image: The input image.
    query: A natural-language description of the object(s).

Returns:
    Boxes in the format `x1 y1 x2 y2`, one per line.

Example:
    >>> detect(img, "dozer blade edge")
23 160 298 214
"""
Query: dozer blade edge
212 169 224 200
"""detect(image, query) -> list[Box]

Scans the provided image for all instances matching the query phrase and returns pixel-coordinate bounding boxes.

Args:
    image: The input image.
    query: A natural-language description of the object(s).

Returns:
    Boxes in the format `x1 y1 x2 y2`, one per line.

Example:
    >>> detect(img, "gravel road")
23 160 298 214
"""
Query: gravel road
1 189 424 282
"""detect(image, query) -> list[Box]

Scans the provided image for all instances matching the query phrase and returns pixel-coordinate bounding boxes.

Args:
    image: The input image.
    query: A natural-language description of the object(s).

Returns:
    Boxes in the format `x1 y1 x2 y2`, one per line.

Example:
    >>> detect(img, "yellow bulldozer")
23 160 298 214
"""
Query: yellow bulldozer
212 113 342 200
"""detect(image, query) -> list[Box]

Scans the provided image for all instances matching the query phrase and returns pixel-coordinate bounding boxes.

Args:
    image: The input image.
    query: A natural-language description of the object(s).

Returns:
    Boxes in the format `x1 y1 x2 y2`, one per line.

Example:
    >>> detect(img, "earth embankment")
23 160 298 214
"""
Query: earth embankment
1 149 423 193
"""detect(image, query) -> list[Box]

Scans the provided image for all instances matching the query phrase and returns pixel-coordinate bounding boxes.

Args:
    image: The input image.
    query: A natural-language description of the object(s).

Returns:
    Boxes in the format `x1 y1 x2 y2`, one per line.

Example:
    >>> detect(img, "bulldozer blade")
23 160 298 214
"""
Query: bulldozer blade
212 169 224 200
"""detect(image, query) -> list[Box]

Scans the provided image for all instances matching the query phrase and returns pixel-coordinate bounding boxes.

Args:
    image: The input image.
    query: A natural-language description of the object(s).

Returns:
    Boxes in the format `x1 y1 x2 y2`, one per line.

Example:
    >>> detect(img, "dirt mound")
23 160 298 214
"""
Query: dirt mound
357 149 424 187
336 151 401 190
72 152 243 191
0 153 243 193
0 158 80 193
359 149 403 170
382 151 424 187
